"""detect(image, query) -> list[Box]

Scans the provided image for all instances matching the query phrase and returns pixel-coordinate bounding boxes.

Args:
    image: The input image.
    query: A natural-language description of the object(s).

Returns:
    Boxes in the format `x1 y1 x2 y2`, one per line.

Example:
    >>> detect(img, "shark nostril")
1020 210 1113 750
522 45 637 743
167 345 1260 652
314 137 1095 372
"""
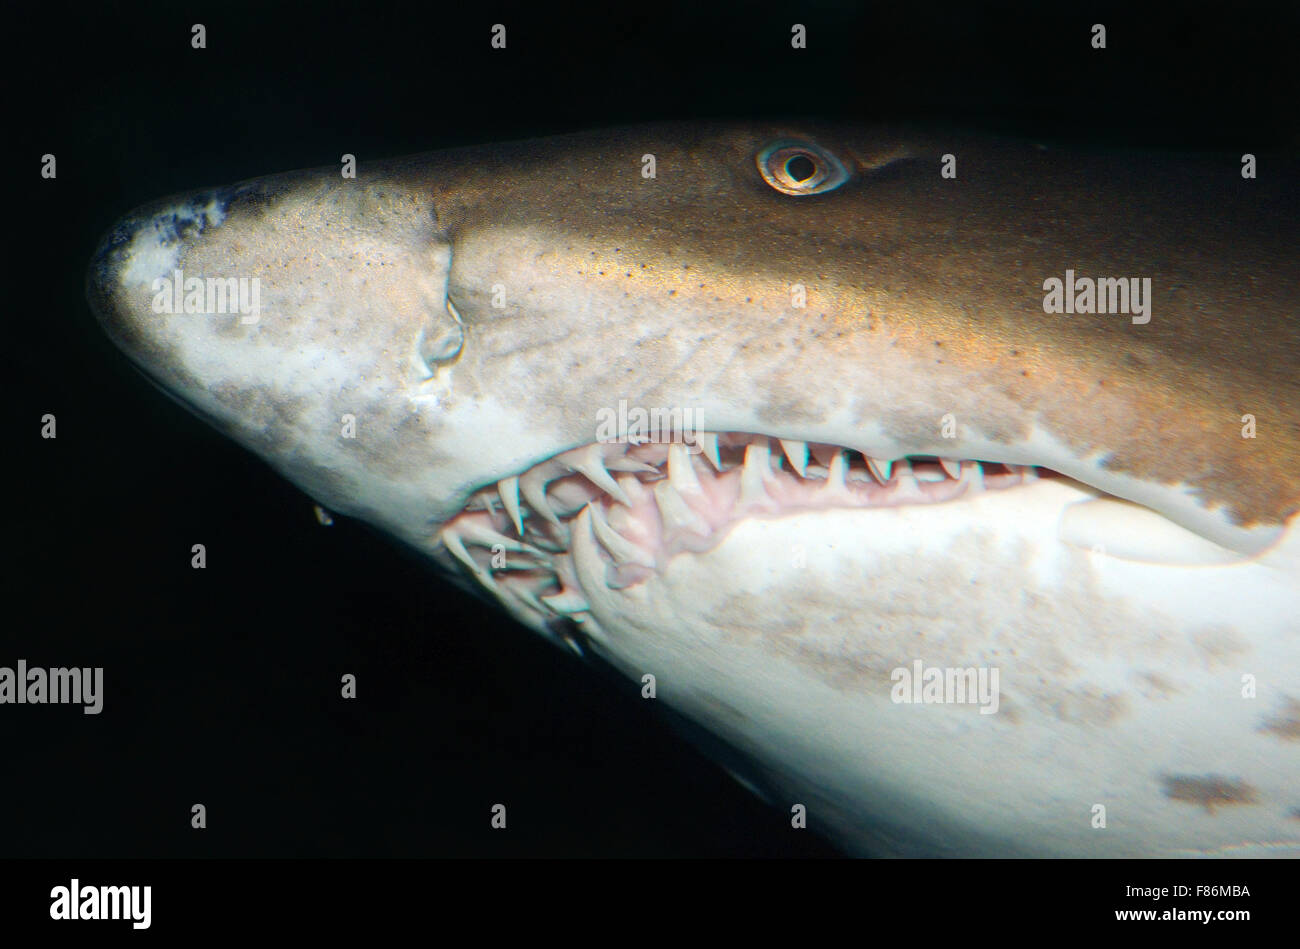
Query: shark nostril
414 296 465 378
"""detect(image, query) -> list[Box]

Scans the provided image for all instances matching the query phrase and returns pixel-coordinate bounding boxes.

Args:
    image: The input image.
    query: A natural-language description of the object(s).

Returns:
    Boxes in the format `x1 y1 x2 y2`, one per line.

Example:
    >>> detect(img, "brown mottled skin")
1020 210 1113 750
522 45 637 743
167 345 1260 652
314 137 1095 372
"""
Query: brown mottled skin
407 125 1300 532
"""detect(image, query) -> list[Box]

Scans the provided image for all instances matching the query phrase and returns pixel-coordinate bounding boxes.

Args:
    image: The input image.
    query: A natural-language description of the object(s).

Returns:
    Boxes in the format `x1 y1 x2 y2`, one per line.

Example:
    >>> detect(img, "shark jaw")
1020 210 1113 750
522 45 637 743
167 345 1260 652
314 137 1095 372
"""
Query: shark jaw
87 123 1300 856
438 437 1247 642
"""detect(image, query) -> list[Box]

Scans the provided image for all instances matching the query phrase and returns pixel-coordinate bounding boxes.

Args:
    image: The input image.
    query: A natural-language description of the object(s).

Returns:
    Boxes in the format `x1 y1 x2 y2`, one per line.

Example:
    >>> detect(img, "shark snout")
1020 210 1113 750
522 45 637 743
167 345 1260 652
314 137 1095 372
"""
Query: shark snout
88 191 247 370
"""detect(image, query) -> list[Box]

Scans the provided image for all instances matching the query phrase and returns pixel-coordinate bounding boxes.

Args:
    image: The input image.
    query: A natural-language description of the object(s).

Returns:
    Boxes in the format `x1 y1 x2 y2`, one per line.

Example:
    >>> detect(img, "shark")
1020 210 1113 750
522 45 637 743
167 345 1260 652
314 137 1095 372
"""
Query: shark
87 122 1300 857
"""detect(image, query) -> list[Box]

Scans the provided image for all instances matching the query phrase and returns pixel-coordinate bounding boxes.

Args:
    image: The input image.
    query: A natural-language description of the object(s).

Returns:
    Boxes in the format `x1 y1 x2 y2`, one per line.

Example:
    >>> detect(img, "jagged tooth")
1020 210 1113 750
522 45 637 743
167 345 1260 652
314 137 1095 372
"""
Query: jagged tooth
616 472 651 506
653 479 711 536
739 441 774 506
568 444 633 507
865 456 894 484
497 476 524 536
667 443 704 494
891 458 924 499
458 519 547 557
571 506 609 592
938 458 962 480
824 450 848 489
960 459 985 490
520 467 561 526
779 439 809 477
587 502 657 568
698 432 723 471
540 588 591 615
441 530 499 590
510 584 550 616
605 456 660 473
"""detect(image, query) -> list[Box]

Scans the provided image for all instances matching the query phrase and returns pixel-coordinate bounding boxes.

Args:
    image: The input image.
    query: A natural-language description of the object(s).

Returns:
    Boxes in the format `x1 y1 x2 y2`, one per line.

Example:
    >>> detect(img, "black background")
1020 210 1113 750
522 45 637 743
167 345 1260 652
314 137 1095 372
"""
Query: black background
6 0 1298 859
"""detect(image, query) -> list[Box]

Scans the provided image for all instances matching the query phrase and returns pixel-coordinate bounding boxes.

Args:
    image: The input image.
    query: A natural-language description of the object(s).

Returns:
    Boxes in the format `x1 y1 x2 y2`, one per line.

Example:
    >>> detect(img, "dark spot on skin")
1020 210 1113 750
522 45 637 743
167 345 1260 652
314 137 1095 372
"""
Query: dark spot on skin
1258 696 1300 742
1010 349 1019 356
668 290 676 296
1289 807 1300 820
1160 774 1260 813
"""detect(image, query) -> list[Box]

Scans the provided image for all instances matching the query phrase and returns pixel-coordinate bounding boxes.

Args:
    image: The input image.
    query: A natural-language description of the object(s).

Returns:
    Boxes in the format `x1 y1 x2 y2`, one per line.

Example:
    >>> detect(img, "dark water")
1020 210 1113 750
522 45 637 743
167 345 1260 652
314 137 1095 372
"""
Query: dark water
6 0 1297 858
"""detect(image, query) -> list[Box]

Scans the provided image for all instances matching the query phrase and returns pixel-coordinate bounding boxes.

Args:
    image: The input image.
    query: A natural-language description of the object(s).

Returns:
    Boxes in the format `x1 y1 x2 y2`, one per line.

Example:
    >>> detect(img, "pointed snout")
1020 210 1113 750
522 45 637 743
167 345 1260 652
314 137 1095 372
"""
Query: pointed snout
87 191 245 374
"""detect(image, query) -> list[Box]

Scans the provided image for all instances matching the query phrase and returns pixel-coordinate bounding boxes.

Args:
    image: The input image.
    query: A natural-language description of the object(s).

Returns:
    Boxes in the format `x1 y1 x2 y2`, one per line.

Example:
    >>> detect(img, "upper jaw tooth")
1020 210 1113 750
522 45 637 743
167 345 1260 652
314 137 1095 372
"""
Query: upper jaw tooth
779 439 809 477
865 456 894 484
667 443 704 494
497 476 524 536
697 432 723 471
519 466 561 526
564 443 633 507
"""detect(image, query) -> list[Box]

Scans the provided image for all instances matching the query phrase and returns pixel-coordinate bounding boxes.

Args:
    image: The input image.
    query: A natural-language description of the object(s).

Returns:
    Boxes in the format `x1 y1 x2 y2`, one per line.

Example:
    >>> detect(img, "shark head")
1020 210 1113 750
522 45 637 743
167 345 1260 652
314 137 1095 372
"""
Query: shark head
89 123 1300 856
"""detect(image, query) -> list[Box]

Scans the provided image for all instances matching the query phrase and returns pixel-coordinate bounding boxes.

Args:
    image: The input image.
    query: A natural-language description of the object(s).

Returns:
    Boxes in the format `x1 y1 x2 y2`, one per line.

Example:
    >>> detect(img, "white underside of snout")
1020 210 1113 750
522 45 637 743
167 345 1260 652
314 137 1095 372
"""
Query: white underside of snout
567 479 1300 856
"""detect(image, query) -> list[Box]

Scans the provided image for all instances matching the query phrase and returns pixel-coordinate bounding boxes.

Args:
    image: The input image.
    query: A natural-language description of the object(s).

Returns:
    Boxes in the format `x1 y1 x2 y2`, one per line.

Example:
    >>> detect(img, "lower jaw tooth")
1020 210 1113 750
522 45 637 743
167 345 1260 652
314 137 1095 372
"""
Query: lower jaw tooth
587 502 657 568
739 442 776 507
442 531 500 591
540 588 591 615
654 479 710 536
960 460 985 490
458 520 547 557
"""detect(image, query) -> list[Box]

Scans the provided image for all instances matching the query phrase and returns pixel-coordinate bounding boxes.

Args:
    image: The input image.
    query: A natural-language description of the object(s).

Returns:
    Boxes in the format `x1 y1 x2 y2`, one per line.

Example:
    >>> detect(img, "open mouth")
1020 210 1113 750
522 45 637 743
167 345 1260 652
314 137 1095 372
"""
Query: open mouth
438 433 1066 634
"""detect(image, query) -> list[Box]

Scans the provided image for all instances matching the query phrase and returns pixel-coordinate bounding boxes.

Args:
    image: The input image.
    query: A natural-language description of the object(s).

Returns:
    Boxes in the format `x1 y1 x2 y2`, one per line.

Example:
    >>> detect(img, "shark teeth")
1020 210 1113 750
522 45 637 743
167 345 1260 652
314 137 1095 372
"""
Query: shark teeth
438 430 1047 631
739 441 778 509
698 432 723 471
456 518 547 558
779 439 809 477
654 479 710 536
564 443 633 507
540 587 591 615
865 456 894 484
441 529 499 590
498 476 524 536
667 443 704 495
822 450 850 496
587 502 657 568
520 464 562 526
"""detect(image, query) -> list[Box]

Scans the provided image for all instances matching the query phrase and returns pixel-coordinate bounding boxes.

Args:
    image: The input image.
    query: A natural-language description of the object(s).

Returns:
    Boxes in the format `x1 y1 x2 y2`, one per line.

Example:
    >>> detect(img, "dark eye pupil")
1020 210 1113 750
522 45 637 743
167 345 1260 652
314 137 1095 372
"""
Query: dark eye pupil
785 155 816 182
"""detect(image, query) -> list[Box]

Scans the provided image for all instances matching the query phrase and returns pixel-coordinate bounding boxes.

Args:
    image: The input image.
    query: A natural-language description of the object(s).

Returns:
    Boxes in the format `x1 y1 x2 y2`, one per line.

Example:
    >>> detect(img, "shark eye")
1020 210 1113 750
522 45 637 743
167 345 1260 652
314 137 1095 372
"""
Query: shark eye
756 140 851 196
